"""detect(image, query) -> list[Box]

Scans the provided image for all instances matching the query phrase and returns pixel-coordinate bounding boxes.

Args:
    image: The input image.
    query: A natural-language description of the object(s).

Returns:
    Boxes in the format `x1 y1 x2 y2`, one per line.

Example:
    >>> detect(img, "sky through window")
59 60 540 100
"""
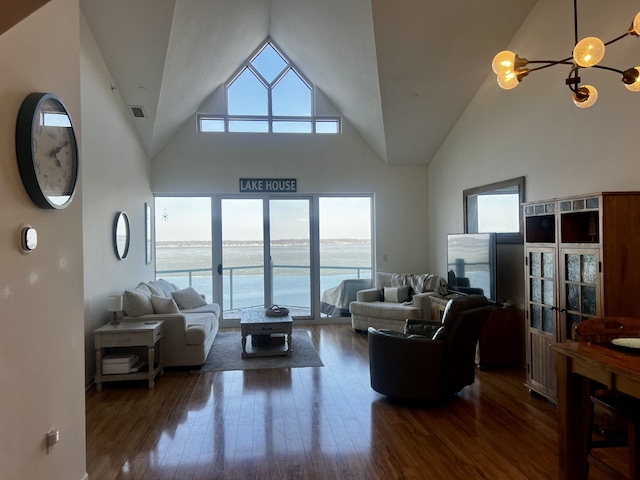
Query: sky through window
199 40 339 134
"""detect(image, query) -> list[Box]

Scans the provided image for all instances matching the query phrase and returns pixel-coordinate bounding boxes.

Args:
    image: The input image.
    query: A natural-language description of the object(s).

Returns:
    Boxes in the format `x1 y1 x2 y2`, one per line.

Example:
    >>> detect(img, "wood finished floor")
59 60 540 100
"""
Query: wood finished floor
85 324 611 479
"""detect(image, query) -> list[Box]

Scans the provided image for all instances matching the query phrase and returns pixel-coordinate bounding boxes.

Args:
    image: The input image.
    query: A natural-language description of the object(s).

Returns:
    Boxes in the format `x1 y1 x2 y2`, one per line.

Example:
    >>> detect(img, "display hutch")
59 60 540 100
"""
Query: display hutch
523 192 640 402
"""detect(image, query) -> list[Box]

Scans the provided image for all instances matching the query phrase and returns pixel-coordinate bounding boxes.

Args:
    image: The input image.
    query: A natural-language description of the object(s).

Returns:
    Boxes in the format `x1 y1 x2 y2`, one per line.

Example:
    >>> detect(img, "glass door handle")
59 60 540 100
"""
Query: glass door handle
217 264 222 275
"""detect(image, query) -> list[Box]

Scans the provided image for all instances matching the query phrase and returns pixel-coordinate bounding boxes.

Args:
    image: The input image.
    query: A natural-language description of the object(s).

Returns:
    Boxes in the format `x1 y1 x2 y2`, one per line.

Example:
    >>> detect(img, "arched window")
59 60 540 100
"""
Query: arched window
199 40 340 134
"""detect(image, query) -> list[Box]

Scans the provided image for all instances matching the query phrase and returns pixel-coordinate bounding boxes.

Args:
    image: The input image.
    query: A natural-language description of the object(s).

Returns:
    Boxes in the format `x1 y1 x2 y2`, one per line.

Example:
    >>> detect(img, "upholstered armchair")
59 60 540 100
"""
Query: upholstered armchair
367 295 491 401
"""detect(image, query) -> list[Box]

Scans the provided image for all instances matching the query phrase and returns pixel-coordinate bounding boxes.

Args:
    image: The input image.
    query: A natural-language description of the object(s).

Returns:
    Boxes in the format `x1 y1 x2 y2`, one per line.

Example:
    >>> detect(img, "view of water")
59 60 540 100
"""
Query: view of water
156 244 371 312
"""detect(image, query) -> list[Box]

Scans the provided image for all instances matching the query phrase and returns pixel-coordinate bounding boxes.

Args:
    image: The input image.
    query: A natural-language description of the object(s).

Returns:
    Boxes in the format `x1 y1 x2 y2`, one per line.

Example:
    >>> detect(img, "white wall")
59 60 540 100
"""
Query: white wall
428 0 640 310
0 1 87 479
80 14 153 385
153 110 429 277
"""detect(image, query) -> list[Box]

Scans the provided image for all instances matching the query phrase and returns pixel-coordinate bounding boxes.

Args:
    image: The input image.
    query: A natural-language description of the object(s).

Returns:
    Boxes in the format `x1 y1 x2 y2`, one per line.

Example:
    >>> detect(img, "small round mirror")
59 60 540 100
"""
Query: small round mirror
113 211 130 260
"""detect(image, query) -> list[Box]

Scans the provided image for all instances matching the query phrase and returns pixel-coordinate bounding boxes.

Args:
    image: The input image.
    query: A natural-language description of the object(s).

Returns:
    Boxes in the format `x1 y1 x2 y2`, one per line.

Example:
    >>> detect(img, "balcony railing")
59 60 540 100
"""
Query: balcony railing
156 264 371 312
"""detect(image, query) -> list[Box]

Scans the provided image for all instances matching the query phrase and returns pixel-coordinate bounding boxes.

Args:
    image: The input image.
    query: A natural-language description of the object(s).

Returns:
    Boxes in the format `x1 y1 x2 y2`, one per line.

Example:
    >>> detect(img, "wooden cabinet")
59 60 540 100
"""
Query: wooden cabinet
432 296 523 369
523 192 640 402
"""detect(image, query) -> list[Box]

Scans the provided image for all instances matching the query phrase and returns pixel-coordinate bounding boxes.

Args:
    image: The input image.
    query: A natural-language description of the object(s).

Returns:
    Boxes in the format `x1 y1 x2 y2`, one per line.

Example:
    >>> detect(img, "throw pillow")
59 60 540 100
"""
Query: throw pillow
171 287 207 309
155 278 177 297
145 281 165 297
383 286 410 303
123 288 154 317
150 295 180 314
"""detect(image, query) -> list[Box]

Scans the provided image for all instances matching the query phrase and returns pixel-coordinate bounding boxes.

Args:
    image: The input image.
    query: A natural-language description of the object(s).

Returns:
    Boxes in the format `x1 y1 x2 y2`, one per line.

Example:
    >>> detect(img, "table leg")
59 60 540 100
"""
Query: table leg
147 345 155 389
556 353 589 480
242 331 247 358
95 348 103 392
286 329 292 356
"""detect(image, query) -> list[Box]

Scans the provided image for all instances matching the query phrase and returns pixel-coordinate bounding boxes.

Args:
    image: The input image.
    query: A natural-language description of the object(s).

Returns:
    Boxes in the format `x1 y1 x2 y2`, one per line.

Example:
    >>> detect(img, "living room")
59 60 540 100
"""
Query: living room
3 0 640 478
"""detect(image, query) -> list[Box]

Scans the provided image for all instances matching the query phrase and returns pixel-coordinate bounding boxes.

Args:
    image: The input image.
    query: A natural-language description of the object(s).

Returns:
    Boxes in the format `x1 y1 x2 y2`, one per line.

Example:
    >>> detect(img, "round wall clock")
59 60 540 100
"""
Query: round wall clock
15 92 79 209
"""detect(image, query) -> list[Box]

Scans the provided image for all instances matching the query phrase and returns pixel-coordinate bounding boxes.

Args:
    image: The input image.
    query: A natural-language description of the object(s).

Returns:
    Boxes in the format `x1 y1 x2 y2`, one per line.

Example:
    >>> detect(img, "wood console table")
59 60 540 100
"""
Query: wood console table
240 309 292 359
551 341 640 480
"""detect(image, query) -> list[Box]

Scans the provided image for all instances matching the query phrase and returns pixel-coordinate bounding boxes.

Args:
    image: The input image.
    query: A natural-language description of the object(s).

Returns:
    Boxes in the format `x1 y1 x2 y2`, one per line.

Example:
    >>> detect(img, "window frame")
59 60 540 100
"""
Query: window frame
463 176 525 244
198 39 341 134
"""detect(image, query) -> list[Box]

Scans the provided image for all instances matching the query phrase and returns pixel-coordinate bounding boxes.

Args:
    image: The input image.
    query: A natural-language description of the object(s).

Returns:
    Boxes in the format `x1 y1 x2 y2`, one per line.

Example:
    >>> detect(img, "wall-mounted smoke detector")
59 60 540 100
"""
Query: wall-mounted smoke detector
129 105 146 118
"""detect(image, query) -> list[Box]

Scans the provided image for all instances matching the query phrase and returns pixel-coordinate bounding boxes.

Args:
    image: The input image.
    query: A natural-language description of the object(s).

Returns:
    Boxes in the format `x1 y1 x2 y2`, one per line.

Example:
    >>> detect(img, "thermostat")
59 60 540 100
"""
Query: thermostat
20 225 37 253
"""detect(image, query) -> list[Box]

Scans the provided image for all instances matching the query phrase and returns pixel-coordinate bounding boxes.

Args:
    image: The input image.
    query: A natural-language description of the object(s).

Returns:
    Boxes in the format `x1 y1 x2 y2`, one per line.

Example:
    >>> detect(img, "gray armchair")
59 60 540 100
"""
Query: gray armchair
367 295 491 401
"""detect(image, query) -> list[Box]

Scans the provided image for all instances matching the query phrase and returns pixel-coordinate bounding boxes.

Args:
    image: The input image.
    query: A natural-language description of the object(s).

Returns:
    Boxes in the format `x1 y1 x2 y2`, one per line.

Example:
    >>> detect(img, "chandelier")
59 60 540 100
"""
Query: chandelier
492 0 640 108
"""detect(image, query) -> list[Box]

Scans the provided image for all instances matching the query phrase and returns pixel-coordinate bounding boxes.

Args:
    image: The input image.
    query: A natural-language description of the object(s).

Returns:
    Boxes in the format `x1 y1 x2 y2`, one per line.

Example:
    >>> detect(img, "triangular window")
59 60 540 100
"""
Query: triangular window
199 39 340 134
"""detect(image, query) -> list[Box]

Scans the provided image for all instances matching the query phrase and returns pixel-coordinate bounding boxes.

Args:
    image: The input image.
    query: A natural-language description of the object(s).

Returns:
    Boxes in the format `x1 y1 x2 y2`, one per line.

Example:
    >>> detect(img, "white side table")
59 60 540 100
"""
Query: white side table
94 320 164 391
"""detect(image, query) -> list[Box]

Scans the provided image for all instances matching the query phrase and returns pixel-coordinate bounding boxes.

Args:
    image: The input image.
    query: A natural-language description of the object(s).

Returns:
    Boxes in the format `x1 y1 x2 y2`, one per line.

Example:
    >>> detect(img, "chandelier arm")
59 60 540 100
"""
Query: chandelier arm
527 60 574 73
566 66 581 94
604 32 630 47
591 65 625 75
574 0 578 45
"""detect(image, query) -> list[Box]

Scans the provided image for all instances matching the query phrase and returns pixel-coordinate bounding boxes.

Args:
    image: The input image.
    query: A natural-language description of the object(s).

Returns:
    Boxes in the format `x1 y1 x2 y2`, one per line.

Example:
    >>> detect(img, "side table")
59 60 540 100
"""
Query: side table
94 320 164 391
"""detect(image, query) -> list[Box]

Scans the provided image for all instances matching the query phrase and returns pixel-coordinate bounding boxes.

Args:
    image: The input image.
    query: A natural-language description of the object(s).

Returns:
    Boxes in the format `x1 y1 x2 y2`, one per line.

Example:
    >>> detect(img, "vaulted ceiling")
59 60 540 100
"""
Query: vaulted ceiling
81 0 537 165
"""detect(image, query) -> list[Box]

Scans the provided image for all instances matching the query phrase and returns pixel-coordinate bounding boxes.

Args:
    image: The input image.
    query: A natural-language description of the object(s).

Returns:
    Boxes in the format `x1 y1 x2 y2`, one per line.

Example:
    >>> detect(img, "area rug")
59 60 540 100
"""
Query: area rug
194 330 324 372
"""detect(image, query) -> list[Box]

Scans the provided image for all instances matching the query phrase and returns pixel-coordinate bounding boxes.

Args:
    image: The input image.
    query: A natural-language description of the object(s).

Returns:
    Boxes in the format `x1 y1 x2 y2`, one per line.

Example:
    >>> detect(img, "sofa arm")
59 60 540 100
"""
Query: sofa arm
121 314 188 340
356 288 382 302
412 291 438 320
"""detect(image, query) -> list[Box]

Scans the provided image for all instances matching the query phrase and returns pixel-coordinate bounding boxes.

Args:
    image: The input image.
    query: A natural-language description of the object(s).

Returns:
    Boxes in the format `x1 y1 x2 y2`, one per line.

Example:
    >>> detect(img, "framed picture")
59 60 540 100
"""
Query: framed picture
145 202 153 264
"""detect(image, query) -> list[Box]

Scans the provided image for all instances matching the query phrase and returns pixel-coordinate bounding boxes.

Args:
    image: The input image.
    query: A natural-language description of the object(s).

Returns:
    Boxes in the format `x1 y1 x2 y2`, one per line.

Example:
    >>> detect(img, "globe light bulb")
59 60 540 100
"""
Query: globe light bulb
573 37 605 67
573 85 598 108
497 71 520 90
492 50 516 74
632 12 640 35
623 67 640 91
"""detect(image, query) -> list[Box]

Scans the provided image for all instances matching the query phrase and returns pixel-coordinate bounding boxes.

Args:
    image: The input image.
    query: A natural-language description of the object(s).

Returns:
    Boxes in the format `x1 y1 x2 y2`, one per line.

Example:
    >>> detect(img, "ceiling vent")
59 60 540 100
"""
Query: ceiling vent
129 105 146 118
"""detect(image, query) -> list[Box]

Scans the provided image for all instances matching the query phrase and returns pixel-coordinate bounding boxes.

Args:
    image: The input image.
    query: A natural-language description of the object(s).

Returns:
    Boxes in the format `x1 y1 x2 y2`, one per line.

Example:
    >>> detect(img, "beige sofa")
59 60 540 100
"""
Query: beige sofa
118 279 219 367
349 271 447 332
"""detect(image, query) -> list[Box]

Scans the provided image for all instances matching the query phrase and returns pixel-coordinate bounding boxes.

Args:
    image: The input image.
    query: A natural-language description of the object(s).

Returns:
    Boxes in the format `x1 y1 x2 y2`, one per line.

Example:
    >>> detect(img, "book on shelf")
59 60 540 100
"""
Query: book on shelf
102 353 140 374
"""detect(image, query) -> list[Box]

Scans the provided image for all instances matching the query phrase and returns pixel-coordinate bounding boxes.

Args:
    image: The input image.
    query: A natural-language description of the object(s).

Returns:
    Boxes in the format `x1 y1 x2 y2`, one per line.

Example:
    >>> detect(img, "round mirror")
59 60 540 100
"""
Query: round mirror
113 211 130 260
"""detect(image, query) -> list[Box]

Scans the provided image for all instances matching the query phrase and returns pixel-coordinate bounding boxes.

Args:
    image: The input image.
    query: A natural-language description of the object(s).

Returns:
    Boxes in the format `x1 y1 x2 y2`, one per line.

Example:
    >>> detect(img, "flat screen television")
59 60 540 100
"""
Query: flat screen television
447 232 497 303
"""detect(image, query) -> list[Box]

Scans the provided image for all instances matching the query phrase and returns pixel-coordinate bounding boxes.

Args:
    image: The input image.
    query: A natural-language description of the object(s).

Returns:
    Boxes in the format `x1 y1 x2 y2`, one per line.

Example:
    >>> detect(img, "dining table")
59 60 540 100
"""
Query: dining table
551 340 640 480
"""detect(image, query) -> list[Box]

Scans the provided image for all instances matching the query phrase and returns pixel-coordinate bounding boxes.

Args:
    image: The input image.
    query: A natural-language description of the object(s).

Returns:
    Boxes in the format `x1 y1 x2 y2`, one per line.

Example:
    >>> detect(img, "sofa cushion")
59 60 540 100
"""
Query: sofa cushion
150 294 180 314
383 286 410 303
184 313 213 345
181 303 221 316
172 287 207 309
123 287 154 316
350 300 422 321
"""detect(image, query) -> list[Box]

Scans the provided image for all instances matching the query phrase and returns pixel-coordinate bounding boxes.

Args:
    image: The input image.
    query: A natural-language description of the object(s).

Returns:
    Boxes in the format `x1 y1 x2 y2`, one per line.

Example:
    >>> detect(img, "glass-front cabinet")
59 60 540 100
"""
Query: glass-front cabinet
523 192 640 402
523 192 640 401
559 248 600 341
525 247 558 400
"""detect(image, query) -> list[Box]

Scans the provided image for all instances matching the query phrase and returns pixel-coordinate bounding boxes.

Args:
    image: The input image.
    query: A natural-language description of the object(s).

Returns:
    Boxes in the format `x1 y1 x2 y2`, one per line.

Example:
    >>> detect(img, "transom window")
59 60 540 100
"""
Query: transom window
199 40 340 134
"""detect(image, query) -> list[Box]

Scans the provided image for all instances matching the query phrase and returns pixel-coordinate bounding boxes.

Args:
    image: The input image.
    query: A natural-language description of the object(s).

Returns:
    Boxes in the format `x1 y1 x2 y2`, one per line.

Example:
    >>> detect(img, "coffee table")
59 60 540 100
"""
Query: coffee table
240 309 293 358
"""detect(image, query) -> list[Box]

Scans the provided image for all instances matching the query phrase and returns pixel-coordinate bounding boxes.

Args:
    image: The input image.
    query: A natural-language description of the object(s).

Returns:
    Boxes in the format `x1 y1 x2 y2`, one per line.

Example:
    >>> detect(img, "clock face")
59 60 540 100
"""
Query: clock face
16 93 79 209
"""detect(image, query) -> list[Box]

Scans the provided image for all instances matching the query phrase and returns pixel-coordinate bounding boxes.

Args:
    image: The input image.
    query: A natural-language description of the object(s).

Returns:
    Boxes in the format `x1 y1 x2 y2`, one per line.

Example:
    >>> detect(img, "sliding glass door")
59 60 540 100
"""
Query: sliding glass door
270 198 311 313
220 198 265 314
219 197 312 318
155 194 373 320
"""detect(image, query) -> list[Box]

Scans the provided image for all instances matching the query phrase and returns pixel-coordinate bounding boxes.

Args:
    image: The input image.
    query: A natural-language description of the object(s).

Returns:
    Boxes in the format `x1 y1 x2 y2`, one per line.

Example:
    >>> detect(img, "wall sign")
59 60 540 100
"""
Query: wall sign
239 178 297 193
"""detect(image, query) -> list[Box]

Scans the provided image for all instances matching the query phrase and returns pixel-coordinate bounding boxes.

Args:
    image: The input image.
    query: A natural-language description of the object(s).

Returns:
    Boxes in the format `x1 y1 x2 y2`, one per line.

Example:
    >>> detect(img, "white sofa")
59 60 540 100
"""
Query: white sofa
349 271 448 332
118 279 219 367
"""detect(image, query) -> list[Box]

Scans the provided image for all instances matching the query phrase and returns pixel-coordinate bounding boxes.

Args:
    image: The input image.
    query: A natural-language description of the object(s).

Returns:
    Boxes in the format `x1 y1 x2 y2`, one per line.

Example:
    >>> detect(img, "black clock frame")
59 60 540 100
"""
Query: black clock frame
15 92 79 209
